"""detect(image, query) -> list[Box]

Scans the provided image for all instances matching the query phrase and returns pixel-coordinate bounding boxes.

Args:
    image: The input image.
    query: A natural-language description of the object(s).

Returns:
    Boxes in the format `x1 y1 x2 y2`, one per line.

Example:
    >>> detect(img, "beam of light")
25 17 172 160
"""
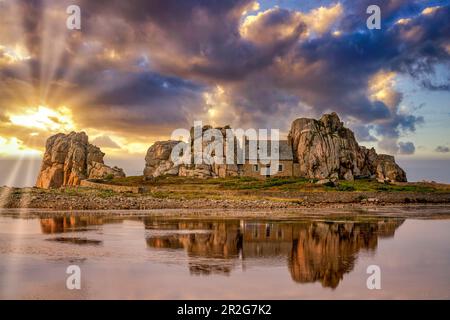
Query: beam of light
0 132 40 204
16 134 40 209
39 5 78 103
0 134 42 298
0 136 41 157
0 156 27 208
4 1 34 88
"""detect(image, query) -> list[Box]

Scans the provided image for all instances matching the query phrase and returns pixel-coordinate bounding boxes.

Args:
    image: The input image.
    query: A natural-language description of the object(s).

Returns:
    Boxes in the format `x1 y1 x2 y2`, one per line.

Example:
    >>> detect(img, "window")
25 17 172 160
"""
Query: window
253 164 259 172
278 164 283 172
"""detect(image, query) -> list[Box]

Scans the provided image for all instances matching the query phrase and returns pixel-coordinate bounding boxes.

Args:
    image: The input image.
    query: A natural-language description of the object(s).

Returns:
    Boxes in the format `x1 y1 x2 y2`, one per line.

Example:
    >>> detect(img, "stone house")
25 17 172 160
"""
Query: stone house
142 113 407 182
242 140 299 178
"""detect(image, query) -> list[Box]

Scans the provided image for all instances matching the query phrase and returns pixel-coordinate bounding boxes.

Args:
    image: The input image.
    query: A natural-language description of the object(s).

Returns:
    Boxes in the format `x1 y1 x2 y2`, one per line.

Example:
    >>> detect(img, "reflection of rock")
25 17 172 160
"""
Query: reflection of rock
46 237 102 245
289 220 404 288
145 219 242 275
40 216 109 234
36 132 125 188
144 218 403 285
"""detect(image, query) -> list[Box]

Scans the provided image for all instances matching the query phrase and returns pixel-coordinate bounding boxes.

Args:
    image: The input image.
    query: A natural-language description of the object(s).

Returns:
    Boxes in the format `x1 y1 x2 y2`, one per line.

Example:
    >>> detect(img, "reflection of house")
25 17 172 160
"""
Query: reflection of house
144 218 404 288
145 219 242 275
243 140 298 178
241 222 294 258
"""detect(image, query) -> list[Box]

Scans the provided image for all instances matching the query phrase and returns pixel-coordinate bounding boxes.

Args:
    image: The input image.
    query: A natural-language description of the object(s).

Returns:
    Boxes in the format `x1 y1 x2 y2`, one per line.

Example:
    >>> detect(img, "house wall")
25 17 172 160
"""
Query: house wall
293 163 301 177
242 160 294 178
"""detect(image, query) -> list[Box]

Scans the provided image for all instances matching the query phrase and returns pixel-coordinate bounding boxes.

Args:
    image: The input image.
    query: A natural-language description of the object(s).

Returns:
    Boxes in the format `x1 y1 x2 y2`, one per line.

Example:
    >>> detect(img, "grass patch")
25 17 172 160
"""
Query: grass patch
105 175 446 196
97 189 116 198
221 177 308 190
336 184 356 191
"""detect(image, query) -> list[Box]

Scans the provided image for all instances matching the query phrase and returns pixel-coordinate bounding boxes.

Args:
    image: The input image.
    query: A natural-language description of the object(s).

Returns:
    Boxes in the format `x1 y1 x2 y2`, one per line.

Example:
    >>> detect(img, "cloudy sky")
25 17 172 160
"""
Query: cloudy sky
0 0 449 185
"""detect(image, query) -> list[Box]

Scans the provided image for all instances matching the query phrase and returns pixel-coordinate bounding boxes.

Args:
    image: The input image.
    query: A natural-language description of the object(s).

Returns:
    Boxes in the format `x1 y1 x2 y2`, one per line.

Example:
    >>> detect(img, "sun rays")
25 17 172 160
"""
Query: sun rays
0 0 138 183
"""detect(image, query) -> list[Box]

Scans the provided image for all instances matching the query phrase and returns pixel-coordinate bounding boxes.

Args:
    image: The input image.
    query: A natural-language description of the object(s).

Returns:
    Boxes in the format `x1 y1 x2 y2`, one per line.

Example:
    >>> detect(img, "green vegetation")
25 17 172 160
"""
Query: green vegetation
327 179 438 193
104 174 115 181
88 176 442 204
102 175 448 194
12 176 442 203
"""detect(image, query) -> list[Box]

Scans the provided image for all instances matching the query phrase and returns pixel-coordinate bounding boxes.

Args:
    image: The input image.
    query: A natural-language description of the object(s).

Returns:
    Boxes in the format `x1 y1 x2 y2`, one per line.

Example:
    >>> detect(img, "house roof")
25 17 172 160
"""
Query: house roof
244 140 293 161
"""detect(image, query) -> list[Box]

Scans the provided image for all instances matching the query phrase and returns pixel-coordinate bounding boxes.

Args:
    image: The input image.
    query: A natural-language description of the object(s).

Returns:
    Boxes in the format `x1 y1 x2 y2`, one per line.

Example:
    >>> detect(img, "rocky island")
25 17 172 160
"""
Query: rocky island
1 113 449 211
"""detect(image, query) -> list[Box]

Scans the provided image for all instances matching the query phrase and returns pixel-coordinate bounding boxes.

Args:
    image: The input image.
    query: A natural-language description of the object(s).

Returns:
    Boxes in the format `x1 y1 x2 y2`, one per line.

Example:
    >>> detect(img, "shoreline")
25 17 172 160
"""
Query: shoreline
1 186 450 212
2 204 450 220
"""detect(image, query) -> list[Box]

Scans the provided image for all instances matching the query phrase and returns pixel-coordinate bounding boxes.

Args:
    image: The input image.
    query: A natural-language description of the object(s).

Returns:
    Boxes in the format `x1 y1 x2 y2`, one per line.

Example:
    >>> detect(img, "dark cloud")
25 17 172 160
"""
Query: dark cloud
352 124 378 142
398 141 416 155
69 71 206 136
421 79 450 91
340 0 422 31
435 145 450 153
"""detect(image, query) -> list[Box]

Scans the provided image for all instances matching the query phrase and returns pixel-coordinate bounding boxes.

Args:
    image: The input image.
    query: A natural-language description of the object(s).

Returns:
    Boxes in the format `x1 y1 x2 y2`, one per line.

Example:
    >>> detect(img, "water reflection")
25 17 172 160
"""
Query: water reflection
40 216 118 234
33 215 405 288
143 217 404 288
288 221 400 288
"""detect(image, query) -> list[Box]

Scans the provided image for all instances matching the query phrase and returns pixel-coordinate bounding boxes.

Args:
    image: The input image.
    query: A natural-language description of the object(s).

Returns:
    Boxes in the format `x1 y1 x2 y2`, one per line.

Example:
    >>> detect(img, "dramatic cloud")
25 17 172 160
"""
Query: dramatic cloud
0 0 449 158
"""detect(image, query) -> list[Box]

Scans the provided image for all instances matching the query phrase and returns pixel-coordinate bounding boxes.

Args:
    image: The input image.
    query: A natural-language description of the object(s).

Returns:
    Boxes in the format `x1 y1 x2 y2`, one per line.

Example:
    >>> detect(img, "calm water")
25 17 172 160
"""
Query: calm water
0 209 449 299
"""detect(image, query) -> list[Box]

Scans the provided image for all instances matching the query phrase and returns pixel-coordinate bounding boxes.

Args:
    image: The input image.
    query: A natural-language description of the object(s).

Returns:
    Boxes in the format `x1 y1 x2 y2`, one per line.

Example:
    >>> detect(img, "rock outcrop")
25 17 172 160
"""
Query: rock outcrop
143 125 241 179
143 112 406 182
36 132 125 189
288 112 407 182
143 140 182 178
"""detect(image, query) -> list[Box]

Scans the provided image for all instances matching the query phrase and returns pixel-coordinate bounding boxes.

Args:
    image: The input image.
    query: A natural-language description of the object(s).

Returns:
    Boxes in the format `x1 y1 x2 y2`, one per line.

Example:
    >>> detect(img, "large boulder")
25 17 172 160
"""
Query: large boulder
143 141 182 179
288 113 407 182
36 132 125 189
373 154 407 183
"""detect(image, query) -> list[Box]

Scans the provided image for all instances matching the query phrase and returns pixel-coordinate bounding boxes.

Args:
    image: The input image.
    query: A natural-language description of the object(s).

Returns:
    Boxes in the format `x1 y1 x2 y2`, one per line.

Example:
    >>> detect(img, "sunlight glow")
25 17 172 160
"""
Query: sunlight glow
369 71 399 109
9 106 75 132
396 18 411 25
0 44 31 64
0 136 40 156
422 6 440 15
